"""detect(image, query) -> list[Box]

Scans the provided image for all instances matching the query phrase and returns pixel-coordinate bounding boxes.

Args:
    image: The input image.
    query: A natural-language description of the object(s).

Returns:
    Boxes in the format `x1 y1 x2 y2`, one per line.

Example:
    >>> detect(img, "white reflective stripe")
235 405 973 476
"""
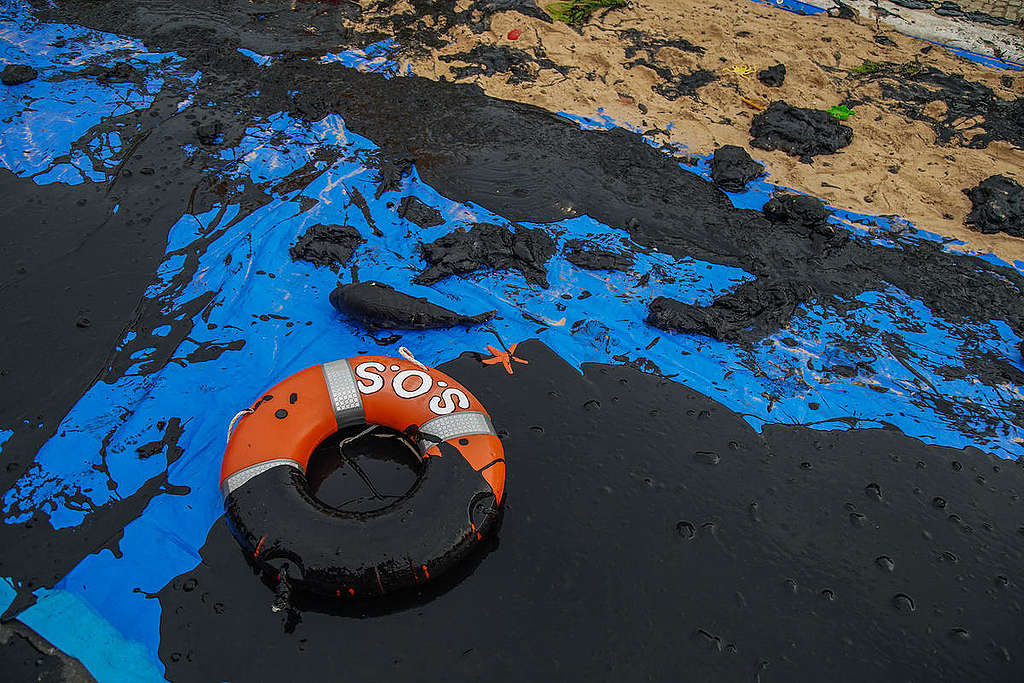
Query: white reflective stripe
221 459 304 498
322 359 365 428
417 411 495 453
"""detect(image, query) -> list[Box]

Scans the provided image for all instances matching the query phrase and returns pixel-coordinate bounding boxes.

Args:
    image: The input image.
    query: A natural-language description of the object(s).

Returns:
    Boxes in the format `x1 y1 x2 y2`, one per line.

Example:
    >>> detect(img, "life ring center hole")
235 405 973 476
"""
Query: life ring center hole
306 424 423 514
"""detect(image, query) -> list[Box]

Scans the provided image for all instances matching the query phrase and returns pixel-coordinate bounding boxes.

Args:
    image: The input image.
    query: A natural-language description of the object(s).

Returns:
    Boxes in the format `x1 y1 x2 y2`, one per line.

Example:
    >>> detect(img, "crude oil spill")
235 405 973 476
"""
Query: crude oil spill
620 29 714 101
873 67 1024 149
563 238 635 271
330 281 496 330
964 175 1024 237
750 101 854 163
159 342 1024 681
438 45 569 84
3 1 1024 677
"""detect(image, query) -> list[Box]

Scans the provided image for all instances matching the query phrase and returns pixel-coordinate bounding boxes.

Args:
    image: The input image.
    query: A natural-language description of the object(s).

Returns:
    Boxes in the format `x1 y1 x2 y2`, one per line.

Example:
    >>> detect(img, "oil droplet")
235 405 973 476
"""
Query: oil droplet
865 482 882 500
693 451 720 466
875 555 895 572
892 593 915 612
675 521 695 539
693 629 723 653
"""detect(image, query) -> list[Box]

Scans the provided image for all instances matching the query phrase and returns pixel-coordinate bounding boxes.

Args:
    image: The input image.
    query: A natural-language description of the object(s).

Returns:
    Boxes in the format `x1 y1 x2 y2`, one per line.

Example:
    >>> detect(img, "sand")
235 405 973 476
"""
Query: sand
351 0 1024 263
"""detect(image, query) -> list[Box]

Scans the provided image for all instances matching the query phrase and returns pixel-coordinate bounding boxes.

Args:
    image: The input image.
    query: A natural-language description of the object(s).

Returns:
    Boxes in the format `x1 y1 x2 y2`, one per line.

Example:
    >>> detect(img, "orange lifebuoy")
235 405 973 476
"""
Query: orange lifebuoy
220 356 505 597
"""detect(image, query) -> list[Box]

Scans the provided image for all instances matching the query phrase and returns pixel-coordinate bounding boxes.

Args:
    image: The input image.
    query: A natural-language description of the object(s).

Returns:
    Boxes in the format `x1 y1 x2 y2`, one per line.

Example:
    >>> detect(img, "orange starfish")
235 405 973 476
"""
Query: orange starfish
482 343 529 374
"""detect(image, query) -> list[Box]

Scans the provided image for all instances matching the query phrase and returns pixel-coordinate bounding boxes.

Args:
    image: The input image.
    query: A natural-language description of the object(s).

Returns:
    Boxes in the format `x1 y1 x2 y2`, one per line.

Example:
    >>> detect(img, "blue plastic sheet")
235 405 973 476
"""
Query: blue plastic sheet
2 2 1024 679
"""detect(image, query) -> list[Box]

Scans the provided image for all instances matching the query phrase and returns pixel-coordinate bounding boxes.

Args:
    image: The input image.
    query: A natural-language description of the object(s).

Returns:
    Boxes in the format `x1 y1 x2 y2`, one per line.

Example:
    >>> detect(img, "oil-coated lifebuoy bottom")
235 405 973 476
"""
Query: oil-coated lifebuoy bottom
224 432 502 598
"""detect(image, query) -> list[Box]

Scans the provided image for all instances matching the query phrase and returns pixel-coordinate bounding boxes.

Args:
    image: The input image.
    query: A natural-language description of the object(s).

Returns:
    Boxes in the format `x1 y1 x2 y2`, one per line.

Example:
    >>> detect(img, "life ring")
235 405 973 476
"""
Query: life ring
220 355 505 598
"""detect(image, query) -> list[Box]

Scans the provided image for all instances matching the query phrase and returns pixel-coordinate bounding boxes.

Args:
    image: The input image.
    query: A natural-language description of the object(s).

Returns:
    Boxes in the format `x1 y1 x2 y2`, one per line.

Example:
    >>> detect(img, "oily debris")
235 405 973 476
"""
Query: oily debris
329 281 495 330
564 238 635 271
710 145 764 193
963 175 1024 238
620 28 705 60
438 45 570 84
289 224 364 269
757 64 786 88
1 64 37 85
647 280 814 342
963 350 1024 386
80 61 146 84
749 101 854 163
195 121 223 146
651 68 719 101
398 196 444 228
762 193 832 228
366 151 414 199
620 28 714 101
415 222 555 287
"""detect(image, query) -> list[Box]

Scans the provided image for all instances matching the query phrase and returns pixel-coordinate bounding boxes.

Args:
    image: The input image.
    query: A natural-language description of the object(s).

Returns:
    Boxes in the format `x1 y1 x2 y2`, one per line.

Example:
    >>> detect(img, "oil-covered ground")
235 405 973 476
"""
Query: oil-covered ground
1 0 1023 680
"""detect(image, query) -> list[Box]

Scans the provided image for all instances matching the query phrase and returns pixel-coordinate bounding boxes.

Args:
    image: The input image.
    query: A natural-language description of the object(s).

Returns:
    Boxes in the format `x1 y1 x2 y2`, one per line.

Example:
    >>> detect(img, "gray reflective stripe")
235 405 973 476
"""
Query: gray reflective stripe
322 359 365 429
221 459 304 498
417 411 495 453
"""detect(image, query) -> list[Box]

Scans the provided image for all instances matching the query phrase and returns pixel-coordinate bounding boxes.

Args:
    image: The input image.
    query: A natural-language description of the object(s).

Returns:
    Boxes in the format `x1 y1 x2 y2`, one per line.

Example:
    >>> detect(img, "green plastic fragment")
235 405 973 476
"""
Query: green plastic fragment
828 105 855 120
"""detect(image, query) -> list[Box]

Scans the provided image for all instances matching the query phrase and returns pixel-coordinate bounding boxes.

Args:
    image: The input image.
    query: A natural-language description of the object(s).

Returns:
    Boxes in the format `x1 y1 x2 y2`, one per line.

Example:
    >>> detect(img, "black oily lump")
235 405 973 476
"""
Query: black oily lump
289 224 364 268
710 146 763 193
416 222 555 287
1 64 37 85
757 64 786 87
964 175 1024 237
750 101 853 163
